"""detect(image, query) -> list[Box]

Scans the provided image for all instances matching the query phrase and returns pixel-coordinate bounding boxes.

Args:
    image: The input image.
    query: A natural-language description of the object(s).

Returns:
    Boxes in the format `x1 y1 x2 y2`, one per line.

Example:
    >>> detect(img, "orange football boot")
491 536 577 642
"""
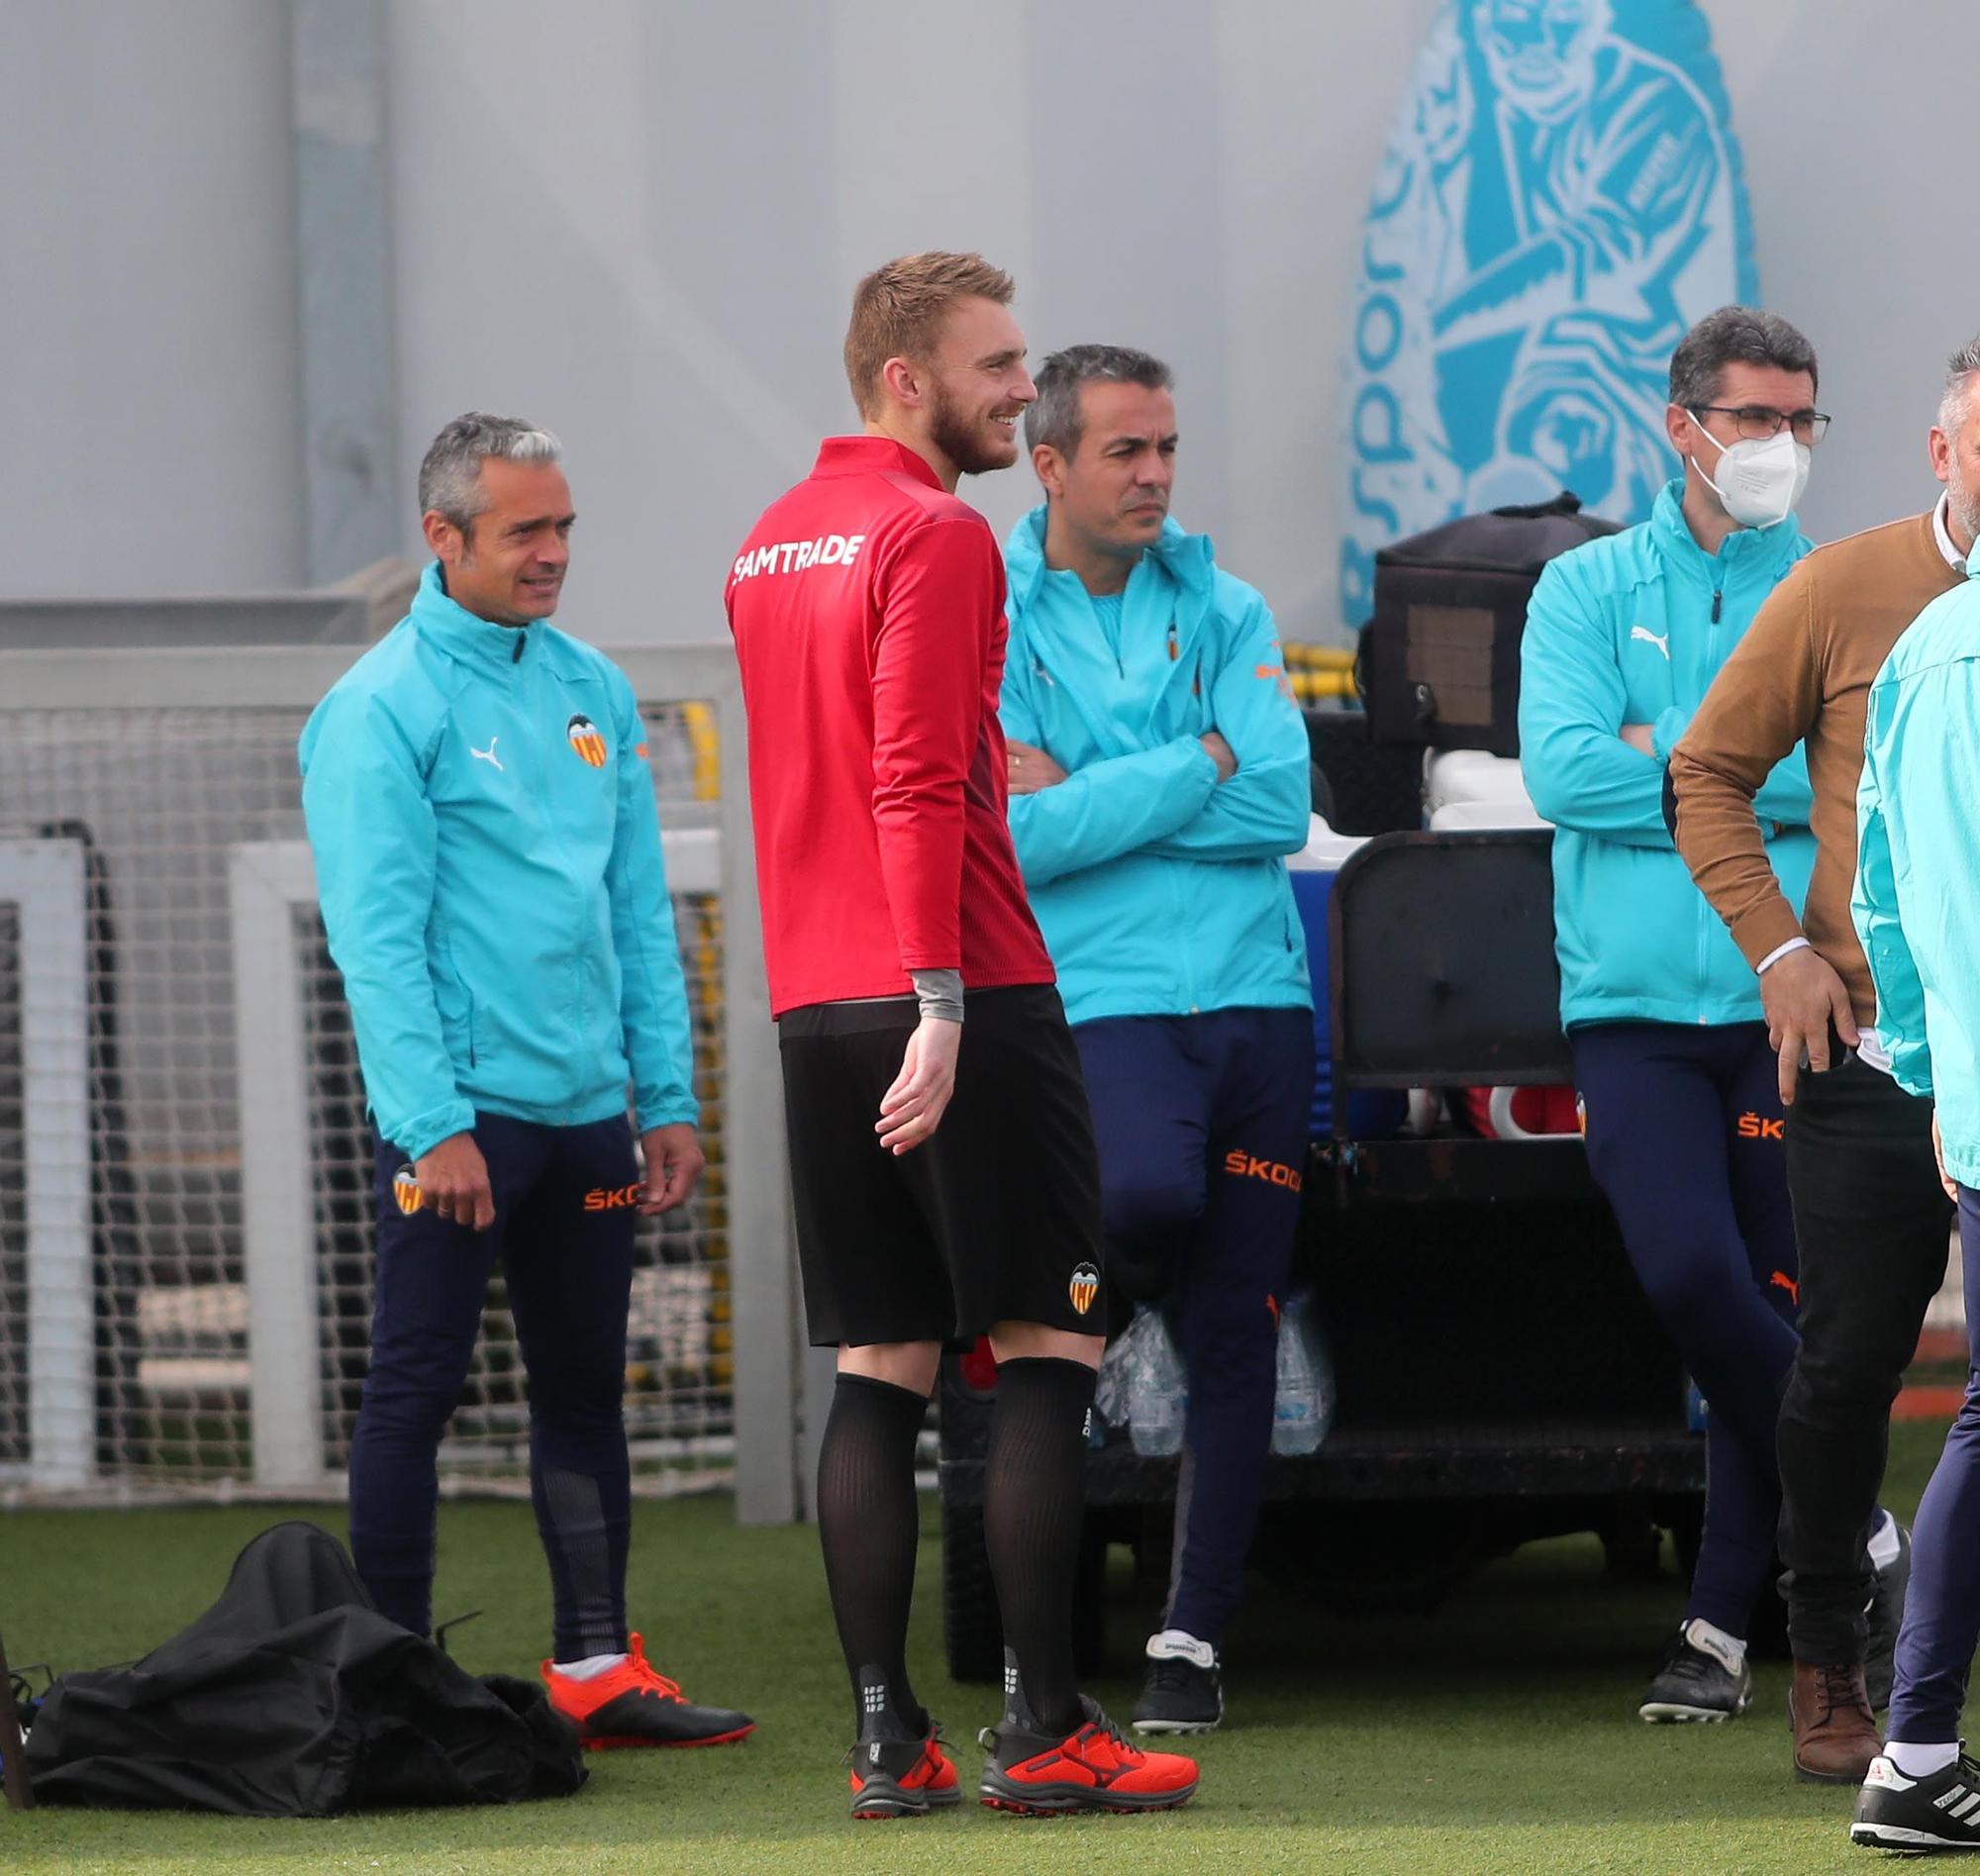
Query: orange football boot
541 1632 753 1748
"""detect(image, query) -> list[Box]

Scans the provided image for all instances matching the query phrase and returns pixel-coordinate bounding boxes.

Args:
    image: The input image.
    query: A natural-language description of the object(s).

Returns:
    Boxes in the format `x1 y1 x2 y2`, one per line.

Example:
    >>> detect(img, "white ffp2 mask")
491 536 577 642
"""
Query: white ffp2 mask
1683 415 1811 530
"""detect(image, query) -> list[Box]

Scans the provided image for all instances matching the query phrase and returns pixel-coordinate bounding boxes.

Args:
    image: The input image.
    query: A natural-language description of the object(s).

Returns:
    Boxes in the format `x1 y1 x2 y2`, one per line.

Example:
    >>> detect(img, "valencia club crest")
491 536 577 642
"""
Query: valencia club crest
392 1165 425 1216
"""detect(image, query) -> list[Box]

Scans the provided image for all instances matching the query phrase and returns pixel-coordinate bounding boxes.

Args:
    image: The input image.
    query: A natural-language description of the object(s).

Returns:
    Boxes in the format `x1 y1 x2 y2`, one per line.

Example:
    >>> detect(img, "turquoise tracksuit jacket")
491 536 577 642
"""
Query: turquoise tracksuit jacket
998 507 1312 1028
298 563 697 1161
1519 481 1816 1031
1855 557 1980 1182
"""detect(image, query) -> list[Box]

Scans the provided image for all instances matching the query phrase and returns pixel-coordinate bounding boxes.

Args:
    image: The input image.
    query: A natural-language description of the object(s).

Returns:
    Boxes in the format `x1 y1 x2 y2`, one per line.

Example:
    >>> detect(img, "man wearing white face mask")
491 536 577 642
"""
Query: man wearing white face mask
1521 307 1831 1730
1672 337 1975 1788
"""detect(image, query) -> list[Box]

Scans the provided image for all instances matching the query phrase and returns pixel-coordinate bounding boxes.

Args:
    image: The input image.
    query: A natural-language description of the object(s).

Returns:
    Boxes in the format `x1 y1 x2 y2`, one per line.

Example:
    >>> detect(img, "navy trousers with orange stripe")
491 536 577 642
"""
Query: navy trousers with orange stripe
1075 1006 1314 1647
349 1113 640 1660
1571 1021 1800 1638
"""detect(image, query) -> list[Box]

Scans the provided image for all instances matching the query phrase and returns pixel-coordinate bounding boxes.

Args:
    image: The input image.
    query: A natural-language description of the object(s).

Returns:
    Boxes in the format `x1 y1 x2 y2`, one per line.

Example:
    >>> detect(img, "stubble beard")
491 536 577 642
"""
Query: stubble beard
929 381 1016 479
1948 472 1980 554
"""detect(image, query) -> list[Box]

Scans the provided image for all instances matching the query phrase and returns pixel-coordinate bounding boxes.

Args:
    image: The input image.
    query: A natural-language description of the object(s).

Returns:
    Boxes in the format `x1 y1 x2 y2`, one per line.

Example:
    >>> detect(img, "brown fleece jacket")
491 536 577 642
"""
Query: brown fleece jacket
1668 511 1962 1026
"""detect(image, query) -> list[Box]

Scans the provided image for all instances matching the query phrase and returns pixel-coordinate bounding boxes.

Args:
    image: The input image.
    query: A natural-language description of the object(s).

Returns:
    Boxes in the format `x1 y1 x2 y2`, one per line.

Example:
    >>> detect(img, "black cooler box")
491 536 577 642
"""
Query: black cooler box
1360 491 1624 756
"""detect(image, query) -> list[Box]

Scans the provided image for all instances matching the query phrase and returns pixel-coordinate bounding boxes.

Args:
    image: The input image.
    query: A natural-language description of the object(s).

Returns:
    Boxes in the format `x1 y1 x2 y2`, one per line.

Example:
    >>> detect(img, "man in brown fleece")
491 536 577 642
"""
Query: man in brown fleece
1669 338 1980 1783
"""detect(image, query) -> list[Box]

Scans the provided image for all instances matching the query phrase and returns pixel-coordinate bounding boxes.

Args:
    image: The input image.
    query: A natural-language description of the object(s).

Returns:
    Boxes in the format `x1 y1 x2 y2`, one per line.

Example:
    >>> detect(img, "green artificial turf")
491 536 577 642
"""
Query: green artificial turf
0 1418 1960 1875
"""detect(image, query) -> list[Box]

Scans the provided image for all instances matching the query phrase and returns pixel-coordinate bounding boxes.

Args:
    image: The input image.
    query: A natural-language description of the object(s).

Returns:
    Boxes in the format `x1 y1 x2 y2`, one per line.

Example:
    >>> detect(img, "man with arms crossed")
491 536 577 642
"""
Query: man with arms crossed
725 254 1197 1820
1672 341 1974 1782
1000 344 1313 1734
301 414 753 1749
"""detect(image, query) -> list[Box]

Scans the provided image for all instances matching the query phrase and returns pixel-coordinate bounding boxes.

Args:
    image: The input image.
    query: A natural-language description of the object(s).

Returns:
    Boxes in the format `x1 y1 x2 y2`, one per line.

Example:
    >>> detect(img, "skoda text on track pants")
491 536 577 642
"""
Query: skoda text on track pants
1074 1006 1315 1647
1571 1021 1799 1637
348 1113 641 1660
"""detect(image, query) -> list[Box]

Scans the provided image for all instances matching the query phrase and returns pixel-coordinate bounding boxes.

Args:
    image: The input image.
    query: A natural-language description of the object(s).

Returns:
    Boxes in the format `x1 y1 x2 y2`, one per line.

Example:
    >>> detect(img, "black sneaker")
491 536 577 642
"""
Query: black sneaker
1851 1750 1980 1851
1864 1521 1913 1712
1638 1623 1752 1724
1132 1630 1225 1734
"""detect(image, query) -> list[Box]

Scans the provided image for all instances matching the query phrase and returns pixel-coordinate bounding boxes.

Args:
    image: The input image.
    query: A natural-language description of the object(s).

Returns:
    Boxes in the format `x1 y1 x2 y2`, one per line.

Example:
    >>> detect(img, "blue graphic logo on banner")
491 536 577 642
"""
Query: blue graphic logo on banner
1339 0 1757 624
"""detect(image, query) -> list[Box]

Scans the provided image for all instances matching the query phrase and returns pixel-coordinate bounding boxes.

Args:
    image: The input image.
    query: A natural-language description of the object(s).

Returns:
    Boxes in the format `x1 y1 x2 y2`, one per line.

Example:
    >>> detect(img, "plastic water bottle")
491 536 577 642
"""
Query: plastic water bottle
1094 1329 1135 1430
1126 1306 1187 1458
1310 1307 1337 1445
1682 1373 1710 1432
1272 1294 1336 1455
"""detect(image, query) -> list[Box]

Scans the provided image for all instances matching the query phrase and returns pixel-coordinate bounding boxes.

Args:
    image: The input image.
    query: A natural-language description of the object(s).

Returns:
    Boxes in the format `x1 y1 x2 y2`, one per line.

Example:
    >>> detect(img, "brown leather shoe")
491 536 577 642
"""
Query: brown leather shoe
1789 1660 1878 1784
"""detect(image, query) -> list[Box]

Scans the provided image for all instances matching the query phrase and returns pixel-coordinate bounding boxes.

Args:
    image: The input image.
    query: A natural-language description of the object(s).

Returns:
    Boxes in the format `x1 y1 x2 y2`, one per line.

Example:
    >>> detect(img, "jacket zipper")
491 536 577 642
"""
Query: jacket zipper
1175 866 1198 1010
518 653 590 1119
1697 575 1726 1016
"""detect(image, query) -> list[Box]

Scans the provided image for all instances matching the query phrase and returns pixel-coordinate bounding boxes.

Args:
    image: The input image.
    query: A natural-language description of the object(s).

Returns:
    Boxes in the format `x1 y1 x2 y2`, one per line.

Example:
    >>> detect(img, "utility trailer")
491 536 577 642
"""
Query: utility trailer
936 827 1704 1679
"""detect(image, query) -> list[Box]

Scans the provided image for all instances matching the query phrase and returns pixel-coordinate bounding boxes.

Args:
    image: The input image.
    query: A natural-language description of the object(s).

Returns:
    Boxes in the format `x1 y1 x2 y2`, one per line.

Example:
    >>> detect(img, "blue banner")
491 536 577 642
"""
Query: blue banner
1340 0 1757 626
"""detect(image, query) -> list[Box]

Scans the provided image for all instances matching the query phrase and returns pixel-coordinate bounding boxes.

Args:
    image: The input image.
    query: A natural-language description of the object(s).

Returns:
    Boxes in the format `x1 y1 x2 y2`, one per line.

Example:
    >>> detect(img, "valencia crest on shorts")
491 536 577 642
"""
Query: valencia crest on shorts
566 713 608 767
1068 1261 1100 1316
392 1165 424 1215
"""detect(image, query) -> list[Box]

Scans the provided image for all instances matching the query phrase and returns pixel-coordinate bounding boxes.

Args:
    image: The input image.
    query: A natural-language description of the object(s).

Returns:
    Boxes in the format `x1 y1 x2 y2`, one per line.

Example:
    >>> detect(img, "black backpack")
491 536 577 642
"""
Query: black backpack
24 1522 586 1816
1359 491 1625 757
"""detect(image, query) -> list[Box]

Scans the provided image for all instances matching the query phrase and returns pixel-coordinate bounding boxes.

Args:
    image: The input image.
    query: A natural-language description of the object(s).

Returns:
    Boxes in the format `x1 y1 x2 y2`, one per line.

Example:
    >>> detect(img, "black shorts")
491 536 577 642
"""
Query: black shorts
778 983 1105 1346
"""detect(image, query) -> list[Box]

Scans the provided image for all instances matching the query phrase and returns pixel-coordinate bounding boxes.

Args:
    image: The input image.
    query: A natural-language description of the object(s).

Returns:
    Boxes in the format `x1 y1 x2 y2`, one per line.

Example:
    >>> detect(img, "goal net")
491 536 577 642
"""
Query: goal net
0 645 790 1510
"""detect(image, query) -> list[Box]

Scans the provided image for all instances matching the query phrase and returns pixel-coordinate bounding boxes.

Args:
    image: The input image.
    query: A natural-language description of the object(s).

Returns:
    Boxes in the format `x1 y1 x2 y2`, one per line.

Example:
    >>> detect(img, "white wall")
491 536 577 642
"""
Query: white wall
9 1 1974 630
383 0 1979 646
381 0 1439 642
1712 4 1973 545
0 0 306 597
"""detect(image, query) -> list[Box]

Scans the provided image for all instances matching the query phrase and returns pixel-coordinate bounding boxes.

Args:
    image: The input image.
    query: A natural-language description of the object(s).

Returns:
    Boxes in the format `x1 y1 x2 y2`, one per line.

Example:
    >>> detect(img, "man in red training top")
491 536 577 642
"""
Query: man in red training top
726 251 1198 1822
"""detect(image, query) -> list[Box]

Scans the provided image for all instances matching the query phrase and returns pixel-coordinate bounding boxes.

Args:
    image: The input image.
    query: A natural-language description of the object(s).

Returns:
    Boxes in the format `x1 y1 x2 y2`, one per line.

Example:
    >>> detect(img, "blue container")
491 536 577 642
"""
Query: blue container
1289 858 1407 1142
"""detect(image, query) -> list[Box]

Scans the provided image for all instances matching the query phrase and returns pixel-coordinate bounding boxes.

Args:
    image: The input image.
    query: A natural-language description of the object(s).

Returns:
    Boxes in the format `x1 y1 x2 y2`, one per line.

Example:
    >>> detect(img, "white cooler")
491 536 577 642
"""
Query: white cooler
1423 749 1549 832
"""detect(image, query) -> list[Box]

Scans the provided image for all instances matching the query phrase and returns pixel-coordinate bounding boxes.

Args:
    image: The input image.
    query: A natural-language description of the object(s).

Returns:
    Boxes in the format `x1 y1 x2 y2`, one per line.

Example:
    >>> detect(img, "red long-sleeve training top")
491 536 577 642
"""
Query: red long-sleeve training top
726 436 1053 1018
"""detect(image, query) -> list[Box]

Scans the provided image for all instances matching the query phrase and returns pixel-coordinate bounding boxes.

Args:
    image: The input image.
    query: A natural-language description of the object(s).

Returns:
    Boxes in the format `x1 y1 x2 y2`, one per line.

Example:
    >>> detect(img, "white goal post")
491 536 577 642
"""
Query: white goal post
0 838 91 1490
230 827 721 1490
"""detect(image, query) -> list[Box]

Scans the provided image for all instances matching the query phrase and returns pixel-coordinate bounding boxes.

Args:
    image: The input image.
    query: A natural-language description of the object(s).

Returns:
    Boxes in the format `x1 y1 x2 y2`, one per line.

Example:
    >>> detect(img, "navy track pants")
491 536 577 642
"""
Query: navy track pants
1571 1021 1800 1637
1888 1187 1980 1741
348 1112 640 1660
1075 1005 1315 1647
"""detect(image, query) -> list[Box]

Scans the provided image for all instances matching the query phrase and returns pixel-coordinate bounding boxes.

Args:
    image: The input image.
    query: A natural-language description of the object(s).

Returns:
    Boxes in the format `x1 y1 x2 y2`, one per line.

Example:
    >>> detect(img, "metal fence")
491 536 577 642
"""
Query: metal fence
0 642 806 1523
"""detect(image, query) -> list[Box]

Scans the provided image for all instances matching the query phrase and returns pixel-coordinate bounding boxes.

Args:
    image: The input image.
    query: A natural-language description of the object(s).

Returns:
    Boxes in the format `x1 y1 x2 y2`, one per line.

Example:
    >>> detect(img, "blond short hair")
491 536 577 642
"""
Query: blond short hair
842 251 1016 419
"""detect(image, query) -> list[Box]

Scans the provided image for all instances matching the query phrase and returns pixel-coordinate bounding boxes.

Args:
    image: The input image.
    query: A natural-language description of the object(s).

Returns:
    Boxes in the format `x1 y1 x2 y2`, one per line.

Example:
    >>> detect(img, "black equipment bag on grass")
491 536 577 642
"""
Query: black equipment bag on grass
1360 491 1624 756
25 1521 586 1815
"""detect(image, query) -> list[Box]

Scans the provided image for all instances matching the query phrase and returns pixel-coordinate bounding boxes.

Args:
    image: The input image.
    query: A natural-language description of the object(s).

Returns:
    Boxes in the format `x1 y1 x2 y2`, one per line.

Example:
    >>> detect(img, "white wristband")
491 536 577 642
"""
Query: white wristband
1756 936 1813 974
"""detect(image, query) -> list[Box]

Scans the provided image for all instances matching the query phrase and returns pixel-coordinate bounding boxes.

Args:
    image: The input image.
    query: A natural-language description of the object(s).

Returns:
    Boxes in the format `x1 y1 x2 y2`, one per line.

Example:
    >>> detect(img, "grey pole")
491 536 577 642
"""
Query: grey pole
711 670 801 1524
288 0 401 584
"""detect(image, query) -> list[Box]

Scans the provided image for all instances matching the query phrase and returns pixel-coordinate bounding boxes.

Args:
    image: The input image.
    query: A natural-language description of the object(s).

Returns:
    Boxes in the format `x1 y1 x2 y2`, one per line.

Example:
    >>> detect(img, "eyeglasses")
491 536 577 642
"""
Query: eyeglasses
1690 405 1832 445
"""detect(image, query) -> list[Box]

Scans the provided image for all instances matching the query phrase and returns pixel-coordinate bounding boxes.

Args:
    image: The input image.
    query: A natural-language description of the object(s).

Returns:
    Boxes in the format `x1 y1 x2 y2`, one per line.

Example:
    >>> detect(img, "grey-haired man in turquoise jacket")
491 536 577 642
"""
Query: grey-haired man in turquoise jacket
300 413 751 1749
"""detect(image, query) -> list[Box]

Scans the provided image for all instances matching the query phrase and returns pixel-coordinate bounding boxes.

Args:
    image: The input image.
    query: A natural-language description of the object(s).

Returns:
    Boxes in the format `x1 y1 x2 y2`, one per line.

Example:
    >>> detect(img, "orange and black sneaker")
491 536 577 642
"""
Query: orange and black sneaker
541 1632 754 1749
845 1666 959 1821
847 1724 960 1820
977 1656 1197 1816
